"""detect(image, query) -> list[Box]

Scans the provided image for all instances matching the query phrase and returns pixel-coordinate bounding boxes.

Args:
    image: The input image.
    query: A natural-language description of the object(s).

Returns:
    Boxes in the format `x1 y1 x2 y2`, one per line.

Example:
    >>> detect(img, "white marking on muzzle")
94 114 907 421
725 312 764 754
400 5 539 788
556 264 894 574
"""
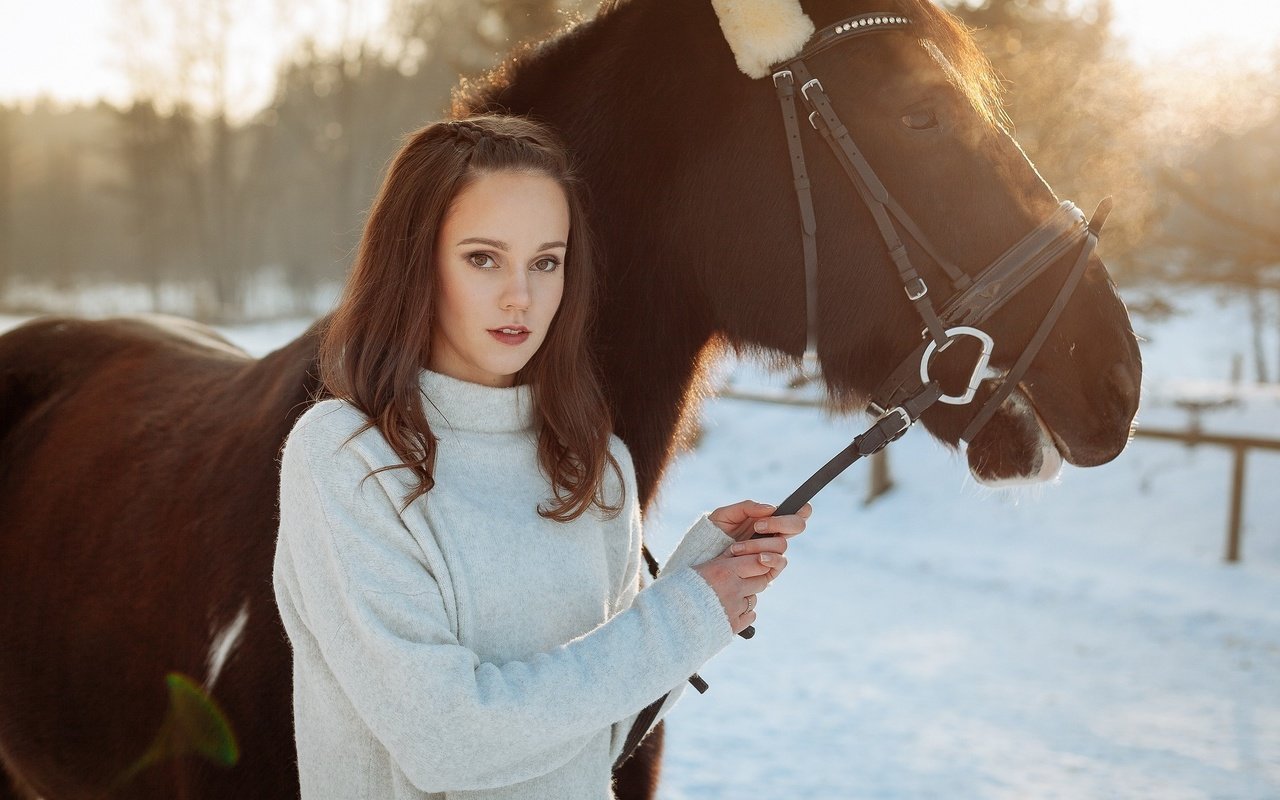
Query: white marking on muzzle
973 391 1064 488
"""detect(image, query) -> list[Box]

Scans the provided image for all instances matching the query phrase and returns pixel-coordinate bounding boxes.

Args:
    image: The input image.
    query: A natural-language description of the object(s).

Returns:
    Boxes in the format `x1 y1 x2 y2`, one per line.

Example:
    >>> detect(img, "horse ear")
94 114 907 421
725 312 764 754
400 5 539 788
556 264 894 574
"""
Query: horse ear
711 0 815 79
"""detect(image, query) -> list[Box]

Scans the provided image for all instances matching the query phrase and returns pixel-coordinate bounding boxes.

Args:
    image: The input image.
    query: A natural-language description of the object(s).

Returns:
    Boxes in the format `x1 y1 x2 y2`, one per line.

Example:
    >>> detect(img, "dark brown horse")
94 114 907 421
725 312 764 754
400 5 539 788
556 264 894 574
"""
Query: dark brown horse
0 1 1141 797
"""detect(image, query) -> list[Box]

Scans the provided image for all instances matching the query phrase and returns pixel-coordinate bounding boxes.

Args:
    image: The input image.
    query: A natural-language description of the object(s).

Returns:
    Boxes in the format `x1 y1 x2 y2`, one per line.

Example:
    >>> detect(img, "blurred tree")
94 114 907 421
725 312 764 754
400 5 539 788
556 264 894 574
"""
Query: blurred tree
110 0 255 319
389 0 586 79
107 100 193 311
249 0 585 293
2 0 595 318
1151 88 1280 381
43 143 85 292
947 0 1156 280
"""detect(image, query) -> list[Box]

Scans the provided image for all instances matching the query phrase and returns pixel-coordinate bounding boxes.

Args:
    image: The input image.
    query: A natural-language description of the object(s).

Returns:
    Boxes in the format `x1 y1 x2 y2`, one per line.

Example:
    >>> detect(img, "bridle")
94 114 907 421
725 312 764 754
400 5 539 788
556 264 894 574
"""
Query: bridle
618 10 1115 768
764 10 1112 517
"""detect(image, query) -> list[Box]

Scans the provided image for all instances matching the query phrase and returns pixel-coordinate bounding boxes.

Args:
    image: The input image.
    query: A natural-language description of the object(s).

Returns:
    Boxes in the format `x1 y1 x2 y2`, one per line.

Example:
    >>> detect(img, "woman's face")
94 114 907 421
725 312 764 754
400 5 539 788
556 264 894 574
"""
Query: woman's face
429 170 568 388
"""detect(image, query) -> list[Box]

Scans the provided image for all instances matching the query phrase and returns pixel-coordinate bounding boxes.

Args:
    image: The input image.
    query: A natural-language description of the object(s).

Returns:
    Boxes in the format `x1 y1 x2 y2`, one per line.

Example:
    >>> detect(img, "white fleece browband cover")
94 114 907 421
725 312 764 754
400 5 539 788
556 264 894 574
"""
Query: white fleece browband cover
711 0 816 79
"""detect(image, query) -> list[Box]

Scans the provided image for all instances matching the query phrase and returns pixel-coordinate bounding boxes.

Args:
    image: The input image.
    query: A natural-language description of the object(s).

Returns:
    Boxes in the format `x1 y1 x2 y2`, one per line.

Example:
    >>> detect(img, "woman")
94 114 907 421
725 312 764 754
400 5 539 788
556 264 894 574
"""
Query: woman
272 114 812 799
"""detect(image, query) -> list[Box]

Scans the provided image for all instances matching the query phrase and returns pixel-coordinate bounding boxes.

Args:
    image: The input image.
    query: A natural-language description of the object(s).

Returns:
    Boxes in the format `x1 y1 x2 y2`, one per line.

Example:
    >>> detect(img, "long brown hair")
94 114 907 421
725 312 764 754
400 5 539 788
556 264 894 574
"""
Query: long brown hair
317 114 622 522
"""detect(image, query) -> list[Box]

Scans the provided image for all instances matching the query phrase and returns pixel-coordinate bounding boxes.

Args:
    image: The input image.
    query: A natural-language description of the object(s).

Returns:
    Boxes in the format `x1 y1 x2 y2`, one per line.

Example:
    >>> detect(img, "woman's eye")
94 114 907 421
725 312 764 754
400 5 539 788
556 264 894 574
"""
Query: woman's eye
902 109 939 130
467 253 497 269
532 258 560 273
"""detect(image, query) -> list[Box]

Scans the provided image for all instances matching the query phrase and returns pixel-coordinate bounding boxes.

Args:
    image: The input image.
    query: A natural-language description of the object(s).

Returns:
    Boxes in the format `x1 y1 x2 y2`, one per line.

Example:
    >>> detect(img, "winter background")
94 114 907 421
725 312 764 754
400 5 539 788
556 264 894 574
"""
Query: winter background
3 284 1276 799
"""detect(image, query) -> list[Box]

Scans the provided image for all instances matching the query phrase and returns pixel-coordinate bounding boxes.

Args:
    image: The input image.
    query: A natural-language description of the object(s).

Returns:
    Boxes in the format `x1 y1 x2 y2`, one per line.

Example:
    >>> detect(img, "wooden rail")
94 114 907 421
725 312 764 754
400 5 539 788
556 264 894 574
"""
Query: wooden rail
717 387 1279 562
1131 427 1280 563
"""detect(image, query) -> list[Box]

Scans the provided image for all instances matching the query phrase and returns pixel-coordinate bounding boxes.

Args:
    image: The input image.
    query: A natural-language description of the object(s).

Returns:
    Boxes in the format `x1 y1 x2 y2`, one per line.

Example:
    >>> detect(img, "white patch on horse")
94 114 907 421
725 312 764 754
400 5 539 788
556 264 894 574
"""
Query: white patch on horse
205 600 249 690
975 392 1064 488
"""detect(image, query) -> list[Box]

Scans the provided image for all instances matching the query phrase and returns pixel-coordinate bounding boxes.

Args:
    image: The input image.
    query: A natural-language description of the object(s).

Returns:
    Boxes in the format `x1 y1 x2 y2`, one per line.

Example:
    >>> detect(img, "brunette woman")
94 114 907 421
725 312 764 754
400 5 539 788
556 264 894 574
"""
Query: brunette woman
272 114 811 799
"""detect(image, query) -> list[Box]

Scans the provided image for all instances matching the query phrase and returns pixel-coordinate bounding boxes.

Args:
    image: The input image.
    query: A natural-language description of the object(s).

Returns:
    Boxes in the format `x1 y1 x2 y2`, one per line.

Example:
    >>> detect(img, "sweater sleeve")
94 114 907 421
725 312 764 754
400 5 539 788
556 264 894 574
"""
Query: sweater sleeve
603 443 736 765
273 416 735 793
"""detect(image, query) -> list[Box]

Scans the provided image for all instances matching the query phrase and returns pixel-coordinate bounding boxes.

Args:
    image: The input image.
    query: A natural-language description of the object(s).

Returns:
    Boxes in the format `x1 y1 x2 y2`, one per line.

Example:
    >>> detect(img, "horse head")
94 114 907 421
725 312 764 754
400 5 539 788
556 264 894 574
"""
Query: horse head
462 0 1142 492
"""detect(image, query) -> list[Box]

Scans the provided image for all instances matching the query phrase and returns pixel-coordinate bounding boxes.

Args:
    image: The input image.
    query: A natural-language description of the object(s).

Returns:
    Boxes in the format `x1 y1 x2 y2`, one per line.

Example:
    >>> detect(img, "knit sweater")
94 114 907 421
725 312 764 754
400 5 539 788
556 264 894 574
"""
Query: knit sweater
272 368 737 799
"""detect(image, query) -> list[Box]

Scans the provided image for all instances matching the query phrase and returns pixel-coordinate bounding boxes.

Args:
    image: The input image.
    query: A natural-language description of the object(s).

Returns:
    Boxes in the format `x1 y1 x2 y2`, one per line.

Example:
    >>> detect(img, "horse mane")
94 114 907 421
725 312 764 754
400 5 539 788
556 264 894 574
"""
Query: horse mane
452 0 1008 130
449 4 623 118
894 0 1010 130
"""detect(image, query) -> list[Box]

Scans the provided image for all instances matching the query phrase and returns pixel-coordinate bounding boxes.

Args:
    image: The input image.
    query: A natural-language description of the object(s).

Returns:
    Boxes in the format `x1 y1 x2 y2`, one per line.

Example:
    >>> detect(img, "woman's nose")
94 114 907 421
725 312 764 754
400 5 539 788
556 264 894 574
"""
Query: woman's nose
501 269 531 310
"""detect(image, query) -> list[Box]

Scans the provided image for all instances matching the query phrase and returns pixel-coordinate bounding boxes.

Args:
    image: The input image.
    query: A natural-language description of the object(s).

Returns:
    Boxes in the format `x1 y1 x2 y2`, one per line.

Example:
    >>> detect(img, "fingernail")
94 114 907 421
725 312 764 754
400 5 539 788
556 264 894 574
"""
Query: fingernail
731 542 744 554
754 520 767 532
761 503 776 510
759 553 773 564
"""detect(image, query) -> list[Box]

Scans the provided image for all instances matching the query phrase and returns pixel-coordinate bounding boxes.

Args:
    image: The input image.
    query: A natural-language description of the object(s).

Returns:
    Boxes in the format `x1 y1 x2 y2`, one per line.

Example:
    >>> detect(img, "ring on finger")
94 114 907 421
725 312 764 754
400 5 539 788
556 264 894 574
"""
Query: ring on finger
744 595 755 614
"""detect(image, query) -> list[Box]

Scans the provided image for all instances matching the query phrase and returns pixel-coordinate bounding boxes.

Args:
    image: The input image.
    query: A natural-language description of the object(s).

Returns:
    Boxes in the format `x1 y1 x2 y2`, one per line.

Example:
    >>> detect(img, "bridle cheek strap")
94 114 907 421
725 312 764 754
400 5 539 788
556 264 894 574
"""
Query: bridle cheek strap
774 68 821 377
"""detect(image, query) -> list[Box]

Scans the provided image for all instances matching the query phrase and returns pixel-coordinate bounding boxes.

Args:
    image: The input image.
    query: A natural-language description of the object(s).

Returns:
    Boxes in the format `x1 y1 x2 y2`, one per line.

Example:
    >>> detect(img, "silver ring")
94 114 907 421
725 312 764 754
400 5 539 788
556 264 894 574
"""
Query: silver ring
744 595 755 614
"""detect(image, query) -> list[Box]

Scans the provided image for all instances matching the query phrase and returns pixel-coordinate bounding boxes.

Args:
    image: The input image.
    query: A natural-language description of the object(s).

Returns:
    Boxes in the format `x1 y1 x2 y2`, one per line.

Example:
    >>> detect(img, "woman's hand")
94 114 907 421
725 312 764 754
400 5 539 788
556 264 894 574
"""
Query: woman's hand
692 536 790 635
708 499 813 543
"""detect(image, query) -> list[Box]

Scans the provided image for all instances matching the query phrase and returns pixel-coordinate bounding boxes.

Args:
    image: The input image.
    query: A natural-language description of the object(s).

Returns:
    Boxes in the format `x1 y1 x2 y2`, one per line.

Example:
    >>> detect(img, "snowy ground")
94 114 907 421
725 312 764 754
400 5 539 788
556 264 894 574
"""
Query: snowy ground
1 287 1277 798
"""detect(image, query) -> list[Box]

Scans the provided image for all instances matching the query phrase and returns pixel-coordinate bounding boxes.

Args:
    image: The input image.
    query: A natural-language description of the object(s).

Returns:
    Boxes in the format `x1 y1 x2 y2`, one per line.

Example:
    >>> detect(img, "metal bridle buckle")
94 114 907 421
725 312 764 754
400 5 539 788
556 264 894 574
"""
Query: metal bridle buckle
863 404 912 455
919 326 995 405
905 277 928 301
878 405 911 434
772 70 793 88
801 78 824 100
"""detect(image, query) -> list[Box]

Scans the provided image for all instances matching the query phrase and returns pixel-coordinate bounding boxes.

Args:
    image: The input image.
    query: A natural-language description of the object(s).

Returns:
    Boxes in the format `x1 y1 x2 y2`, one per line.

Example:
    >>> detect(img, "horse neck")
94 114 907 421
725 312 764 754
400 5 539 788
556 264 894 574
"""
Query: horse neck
484 1 728 505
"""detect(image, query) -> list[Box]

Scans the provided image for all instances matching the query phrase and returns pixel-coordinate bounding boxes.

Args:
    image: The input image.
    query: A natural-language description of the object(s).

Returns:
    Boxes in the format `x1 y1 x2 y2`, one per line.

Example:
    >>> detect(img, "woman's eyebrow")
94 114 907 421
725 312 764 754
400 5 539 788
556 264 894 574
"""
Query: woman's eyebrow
456 236 567 250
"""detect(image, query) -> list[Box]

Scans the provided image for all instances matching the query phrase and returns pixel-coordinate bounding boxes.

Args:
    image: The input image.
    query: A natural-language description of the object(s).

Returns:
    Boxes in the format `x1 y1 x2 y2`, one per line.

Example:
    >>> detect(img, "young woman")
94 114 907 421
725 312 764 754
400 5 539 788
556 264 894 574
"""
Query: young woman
272 114 812 799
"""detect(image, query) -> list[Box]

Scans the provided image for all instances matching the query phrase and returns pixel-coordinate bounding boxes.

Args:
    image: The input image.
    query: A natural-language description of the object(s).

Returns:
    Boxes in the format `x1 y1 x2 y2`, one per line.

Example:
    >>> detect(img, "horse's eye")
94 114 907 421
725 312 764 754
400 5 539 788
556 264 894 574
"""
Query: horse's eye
902 109 939 130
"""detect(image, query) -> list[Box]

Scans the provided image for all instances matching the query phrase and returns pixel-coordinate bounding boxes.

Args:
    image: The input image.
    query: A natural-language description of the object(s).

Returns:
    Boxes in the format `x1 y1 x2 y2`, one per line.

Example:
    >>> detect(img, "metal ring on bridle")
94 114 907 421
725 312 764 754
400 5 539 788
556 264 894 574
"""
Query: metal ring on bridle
919 326 995 405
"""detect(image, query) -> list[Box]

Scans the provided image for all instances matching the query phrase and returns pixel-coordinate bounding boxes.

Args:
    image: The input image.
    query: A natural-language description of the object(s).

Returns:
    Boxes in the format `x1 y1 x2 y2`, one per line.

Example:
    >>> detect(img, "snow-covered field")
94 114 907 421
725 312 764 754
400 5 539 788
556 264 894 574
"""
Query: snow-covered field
1 287 1277 798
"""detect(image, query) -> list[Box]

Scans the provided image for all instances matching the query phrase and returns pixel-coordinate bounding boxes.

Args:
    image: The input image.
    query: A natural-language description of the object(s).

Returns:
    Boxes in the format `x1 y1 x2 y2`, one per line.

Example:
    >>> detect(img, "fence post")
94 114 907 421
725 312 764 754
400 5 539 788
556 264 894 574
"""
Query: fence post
1225 444 1247 563
865 449 893 505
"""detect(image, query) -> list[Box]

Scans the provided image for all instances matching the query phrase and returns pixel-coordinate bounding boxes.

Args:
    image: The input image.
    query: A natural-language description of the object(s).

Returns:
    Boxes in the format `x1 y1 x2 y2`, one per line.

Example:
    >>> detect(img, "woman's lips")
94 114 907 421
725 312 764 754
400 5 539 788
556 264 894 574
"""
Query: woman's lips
489 329 530 345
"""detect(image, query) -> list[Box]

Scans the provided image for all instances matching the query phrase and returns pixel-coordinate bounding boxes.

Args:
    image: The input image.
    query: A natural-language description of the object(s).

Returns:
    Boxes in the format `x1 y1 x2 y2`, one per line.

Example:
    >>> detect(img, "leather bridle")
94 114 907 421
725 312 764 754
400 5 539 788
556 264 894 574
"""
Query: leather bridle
764 10 1113 517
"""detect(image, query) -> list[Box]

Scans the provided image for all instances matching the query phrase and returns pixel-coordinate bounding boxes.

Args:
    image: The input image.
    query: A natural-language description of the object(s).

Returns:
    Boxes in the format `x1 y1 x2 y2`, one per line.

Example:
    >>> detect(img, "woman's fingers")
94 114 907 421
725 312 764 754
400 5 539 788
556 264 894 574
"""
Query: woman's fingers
742 574 771 596
709 499 815 542
727 552 777 579
729 536 787 557
724 538 789 581
710 499 775 526
708 499 778 540
750 511 808 537
693 546 788 631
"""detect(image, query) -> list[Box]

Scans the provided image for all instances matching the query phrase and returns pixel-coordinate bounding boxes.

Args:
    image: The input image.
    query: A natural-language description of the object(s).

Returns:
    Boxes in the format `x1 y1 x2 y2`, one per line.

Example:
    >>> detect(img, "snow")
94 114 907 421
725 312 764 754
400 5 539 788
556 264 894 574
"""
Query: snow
1 287 1277 798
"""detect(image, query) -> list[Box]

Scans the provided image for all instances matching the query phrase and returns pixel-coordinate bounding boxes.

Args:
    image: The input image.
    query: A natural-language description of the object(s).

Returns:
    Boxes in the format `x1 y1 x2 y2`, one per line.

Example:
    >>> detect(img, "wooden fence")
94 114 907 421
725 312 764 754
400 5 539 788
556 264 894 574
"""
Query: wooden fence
1130 427 1280 563
717 386 1278 563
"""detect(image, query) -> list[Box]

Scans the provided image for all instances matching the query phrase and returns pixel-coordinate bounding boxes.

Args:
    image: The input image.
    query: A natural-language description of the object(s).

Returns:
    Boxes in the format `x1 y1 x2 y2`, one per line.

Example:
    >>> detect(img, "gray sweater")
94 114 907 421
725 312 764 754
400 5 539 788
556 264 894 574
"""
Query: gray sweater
272 368 736 799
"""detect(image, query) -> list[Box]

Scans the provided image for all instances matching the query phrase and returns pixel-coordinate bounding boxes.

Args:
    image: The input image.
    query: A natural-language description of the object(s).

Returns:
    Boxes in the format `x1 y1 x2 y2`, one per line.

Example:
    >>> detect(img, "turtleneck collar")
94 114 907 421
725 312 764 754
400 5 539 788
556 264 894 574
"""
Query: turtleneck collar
416 368 535 434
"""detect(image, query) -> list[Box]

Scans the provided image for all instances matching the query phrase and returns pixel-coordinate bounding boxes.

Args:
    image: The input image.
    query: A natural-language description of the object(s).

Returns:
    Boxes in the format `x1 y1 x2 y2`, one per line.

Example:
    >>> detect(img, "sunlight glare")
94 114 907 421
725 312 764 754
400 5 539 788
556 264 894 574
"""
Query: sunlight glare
1110 0 1280 65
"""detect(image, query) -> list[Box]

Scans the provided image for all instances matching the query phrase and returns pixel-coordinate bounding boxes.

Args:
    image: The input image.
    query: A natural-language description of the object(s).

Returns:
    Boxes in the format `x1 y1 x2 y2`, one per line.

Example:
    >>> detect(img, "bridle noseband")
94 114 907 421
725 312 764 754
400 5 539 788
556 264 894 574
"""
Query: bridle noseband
771 11 1112 465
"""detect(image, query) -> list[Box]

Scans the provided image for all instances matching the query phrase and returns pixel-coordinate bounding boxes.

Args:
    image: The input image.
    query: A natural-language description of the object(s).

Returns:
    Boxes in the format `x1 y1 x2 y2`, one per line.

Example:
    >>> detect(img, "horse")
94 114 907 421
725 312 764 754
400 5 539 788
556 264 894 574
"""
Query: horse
0 0 1141 797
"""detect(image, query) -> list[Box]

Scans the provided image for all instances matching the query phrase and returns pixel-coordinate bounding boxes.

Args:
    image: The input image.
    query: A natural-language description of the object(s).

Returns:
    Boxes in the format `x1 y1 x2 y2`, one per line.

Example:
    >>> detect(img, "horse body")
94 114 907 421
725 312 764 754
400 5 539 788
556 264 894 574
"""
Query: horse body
0 315 321 798
0 1 1140 797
